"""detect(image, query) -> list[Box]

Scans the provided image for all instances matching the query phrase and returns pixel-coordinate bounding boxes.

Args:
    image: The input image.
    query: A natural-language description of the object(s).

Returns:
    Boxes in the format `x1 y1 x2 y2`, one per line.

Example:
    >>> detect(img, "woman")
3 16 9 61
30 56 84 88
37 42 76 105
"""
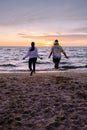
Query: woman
48 39 69 69
23 42 42 75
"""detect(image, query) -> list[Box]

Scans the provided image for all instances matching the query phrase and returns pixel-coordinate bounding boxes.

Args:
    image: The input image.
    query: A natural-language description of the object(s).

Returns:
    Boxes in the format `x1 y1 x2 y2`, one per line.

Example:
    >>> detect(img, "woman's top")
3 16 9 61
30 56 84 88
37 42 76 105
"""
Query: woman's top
52 45 62 58
24 47 39 59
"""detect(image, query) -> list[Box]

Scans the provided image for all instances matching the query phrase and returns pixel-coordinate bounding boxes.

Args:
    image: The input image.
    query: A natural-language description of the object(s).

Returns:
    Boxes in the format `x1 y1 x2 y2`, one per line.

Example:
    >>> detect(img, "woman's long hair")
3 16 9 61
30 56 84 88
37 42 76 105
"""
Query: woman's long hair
30 42 35 51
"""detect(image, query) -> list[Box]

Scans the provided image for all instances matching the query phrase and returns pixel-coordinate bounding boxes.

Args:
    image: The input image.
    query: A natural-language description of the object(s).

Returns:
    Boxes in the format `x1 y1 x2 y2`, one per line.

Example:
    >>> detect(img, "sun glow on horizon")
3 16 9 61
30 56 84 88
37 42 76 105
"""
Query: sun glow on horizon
0 32 87 46
0 39 87 47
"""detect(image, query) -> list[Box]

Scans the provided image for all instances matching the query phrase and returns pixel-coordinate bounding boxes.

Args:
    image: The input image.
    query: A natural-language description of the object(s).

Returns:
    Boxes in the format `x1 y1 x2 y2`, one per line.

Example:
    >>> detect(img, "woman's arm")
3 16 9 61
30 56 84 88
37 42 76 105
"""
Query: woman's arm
23 49 30 60
36 48 42 59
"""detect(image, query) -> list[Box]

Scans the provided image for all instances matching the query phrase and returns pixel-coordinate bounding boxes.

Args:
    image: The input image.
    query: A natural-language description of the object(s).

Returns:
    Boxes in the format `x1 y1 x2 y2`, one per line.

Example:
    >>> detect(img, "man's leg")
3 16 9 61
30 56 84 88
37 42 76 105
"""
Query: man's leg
55 63 58 69
53 58 57 69
56 58 61 69
53 58 61 69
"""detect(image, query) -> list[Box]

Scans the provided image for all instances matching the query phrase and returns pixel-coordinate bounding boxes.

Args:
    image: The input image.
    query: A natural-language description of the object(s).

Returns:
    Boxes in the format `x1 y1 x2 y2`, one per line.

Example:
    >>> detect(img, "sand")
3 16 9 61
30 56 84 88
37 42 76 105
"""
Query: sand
0 71 87 130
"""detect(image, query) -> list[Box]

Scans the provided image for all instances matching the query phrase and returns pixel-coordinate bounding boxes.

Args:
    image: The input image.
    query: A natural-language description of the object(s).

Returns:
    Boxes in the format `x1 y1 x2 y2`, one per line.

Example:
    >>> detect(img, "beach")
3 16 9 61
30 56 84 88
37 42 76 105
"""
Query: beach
0 71 87 130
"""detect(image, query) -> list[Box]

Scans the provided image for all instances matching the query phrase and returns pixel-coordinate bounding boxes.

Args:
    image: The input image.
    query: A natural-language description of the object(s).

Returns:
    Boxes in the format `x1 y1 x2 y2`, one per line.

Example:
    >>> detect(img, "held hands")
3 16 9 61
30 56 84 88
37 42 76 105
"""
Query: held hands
40 57 43 60
48 55 51 58
23 57 25 60
65 56 69 59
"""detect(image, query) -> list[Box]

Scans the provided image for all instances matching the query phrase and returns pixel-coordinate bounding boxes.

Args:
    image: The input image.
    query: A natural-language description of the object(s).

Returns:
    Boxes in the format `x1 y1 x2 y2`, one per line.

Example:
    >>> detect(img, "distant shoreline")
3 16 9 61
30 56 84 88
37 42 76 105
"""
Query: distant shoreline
0 45 87 48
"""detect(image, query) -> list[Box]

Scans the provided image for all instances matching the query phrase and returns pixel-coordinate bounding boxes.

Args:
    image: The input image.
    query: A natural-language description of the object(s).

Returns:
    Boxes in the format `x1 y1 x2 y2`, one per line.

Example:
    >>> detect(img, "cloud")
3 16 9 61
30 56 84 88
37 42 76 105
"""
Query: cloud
0 19 22 26
18 33 27 36
71 27 87 33
18 33 87 41
17 33 87 46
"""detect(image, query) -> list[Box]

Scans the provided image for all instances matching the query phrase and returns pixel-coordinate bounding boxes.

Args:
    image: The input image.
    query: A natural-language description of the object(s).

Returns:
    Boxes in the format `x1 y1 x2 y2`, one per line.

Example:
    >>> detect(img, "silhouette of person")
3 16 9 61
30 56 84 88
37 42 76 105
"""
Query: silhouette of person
23 42 42 75
48 39 69 69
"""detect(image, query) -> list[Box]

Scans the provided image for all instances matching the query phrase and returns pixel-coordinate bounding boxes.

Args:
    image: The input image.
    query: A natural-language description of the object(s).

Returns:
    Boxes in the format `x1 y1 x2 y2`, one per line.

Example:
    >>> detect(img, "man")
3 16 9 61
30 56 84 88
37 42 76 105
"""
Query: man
48 40 69 69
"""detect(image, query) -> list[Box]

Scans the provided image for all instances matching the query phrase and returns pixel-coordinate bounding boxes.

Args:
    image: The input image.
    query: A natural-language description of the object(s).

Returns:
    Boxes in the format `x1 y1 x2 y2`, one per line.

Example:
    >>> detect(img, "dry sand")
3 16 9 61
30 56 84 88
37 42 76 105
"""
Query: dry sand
0 71 87 130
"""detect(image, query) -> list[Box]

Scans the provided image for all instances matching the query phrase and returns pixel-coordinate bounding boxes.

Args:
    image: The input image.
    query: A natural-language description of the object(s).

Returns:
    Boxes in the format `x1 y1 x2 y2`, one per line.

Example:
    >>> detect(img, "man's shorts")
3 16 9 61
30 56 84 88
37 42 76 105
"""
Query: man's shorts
53 57 61 64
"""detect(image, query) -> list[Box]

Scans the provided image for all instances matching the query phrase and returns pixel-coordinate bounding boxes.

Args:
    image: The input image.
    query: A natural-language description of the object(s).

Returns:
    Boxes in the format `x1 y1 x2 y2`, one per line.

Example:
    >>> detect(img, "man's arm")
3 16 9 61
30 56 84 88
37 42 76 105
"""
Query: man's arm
61 47 69 59
48 51 53 58
48 47 53 58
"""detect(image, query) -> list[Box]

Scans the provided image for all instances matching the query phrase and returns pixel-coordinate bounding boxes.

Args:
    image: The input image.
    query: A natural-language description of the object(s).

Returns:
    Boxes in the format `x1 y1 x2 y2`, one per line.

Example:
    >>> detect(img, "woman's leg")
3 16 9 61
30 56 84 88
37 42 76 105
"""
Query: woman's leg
32 58 37 72
28 58 32 71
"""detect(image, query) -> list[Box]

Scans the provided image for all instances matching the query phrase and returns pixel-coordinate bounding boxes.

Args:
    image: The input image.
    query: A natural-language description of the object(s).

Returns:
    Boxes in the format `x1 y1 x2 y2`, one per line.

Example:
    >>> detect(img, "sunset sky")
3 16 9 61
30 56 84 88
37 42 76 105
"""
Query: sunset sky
0 0 87 46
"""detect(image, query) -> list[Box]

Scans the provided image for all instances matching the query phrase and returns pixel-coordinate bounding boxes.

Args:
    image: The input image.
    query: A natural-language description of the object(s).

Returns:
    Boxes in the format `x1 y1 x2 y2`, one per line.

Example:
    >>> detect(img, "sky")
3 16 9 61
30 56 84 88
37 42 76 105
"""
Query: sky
0 0 87 46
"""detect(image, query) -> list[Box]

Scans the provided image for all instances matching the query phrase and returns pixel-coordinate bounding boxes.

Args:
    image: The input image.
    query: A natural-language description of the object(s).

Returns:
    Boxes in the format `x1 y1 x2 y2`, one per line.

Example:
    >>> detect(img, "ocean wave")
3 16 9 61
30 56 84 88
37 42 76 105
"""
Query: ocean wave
60 62 69 65
0 64 16 67
37 61 51 64
62 65 87 69
22 61 51 64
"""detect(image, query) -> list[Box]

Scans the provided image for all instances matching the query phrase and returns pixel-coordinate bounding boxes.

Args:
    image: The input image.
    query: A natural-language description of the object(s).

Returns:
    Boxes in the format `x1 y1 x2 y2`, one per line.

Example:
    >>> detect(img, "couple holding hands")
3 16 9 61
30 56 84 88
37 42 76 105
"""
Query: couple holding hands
23 40 69 76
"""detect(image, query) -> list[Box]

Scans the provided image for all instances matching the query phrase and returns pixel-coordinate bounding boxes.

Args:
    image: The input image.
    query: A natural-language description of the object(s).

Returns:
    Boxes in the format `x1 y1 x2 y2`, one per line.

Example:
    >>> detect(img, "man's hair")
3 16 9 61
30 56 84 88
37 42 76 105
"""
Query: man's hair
55 39 58 43
54 39 59 45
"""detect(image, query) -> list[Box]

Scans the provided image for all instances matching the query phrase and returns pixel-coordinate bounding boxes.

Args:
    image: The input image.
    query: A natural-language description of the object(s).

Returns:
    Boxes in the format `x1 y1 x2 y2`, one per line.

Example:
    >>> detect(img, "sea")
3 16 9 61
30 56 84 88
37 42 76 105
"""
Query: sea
0 46 87 73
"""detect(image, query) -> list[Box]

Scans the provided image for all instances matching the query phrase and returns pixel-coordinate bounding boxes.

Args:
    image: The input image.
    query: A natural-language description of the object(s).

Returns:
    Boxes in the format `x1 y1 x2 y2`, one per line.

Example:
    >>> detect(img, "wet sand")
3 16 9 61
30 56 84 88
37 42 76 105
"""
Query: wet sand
0 71 87 130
